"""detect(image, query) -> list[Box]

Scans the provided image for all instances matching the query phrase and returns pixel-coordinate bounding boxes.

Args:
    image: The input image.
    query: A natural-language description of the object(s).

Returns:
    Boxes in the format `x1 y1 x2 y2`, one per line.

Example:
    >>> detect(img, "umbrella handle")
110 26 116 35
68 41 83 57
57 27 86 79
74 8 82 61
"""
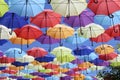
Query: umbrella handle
48 0 51 4
94 0 98 4
108 14 114 18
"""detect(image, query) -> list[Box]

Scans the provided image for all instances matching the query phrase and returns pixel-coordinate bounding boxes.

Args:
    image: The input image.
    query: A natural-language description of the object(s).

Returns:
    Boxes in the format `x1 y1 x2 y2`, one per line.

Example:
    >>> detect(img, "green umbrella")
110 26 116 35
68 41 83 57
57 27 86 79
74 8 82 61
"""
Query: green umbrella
0 0 8 17
51 46 72 56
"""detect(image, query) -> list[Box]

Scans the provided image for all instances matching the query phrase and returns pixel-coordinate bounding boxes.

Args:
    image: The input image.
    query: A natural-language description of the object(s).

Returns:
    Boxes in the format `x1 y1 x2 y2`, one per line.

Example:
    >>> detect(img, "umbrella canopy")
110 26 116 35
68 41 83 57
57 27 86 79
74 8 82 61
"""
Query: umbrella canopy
0 12 28 29
73 46 94 56
35 54 55 62
77 23 105 38
95 44 115 55
16 55 34 63
105 24 120 37
10 37 35 45
47 24 74 39
30 9 62 28
90 33 113 43
4 48 26 58
50 0 87 17
0 39 8 45
8 0 45 17
43 63 59 69
51 46 72 56
63 10 95 27
14 24 43 39
0 57 15 63
0 0 8 17
37 34 60 44
12 61 28 67
99 52 118 61
88 0 120 15
78 62 94 69
94 11 120 27
0 25 16 39
27 47 48 58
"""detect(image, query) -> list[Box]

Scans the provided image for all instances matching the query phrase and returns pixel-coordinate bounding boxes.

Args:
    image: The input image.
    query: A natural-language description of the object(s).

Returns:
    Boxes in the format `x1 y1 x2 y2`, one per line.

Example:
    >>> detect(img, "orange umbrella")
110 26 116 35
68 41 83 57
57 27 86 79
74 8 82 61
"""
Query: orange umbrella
95 44 115 55
74 74 85 80
78 62 94 69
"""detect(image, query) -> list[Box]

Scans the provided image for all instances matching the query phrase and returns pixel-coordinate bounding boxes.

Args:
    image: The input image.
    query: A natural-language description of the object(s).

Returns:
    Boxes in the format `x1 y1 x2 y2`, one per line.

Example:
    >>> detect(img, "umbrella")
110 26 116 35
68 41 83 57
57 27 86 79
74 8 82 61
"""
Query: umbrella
27 47 48 58
61 63 77 69
88 0 120 15
2 69 18 74
95 44 115 55
109 55 120 62
71 58 84 64
0 39 8 45
0 0 8 17
66 32 88 48
8 0 45 17
90 58 110 66
10 37 35 45
99 52 118 61
47 24 74 46
90 33 113 43
35 54 55 62
105 24 120 37
0 57 15 63
63 10 95 27
16 55 34 63
0 50 4 57
51 46 72 56
32 77 45 80
30 9 62 28
8 65 24 71
73 74 85 80
43 63 59 69
46 76 59 80
0 12 28 30
110 62 120 67
36 34 60 51
60 76 72 80
0 25 16 39
4 48 26 58
78 62 94 69
50 0 87 17
12 61 28 67
77 23 105 38
73 46 94 56
94 11 120 27
14 24 43 39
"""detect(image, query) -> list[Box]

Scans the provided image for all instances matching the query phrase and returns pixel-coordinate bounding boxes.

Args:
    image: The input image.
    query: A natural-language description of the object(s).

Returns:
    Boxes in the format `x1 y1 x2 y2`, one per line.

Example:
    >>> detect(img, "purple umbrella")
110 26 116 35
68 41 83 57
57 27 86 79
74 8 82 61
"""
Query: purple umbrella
114 36 120 40
0 51 4 57
63 10 95 27
71 58 84 64
60 76 72 80
36 34 60 51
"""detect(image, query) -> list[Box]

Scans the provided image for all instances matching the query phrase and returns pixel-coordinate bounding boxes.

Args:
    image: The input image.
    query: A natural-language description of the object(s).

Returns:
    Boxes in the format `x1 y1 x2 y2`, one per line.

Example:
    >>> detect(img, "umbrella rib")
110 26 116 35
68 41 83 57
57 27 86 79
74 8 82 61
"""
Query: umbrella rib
28 1 34 16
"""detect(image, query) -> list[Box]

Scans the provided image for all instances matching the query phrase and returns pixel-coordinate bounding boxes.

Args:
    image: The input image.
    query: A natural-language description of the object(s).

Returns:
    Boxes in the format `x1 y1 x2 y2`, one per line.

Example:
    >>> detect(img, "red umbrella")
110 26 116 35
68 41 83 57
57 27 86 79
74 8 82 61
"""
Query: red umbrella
88 0 120 15
32 77 45 80
14 24 43 39
30 9 62 28
43 63 59 69
99 52 118 61
27 47 48 58
2 69 18 74
0 57 15 63
105 24 120 37
90 33 113 42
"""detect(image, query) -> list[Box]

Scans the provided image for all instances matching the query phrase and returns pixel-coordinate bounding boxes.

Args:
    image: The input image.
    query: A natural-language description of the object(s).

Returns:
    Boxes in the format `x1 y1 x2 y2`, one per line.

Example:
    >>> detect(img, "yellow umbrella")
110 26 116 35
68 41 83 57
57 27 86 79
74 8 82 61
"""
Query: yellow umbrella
47 24 74 45
74 74 85 80
10 37 35 45
78 62 94 69
95 44 114 55
0 0 8 17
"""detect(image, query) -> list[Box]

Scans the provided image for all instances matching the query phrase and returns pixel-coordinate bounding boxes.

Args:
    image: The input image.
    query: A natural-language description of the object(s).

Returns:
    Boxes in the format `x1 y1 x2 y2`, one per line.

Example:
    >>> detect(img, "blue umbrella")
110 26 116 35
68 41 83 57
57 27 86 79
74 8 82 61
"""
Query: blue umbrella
77 52 98 62
12 61 28 67
0 67 6 70
35 54 55 62
0 39 8 46
46 76 60 80
30 72 51 78
85 76 93 80
0 12 28 29
61 63 77 69
66 32 88 48
20 69 35 74
94 11 120 28
4 48 26 58
8 0 46 17
73 46 94 56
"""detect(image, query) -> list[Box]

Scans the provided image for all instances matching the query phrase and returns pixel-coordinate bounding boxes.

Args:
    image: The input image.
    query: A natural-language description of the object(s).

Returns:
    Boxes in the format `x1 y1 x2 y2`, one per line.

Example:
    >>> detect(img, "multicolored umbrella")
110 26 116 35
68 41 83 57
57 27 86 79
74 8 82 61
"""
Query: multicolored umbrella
8 0 45 17
50 0 87 17
63 10 95 27
88 0 120 15
30 9 62 28
0 0 8 17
